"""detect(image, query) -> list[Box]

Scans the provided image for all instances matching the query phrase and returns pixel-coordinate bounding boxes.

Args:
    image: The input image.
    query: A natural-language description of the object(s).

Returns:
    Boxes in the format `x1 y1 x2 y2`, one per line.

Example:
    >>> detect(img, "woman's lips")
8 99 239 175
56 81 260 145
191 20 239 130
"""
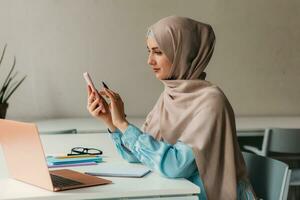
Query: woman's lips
152 68 160 72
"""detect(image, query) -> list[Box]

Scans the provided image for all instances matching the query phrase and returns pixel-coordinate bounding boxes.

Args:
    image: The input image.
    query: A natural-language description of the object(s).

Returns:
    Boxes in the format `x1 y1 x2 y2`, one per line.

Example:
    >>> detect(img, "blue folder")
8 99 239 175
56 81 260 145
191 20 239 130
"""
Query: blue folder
46 156 102 165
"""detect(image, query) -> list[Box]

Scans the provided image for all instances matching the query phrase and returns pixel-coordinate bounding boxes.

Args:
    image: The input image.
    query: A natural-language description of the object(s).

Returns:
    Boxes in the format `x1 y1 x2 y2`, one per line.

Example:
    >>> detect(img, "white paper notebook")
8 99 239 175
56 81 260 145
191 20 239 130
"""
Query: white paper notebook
85 166 151 178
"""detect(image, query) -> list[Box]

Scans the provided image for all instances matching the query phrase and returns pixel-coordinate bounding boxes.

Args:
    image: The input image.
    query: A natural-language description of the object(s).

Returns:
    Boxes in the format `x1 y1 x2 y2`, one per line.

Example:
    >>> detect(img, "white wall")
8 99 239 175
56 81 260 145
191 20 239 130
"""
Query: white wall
0 0 299 121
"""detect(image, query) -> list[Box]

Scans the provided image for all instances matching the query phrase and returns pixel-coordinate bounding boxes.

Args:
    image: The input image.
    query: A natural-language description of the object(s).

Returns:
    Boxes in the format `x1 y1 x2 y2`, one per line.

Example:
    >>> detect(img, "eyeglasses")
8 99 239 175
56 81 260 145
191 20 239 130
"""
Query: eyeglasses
67 147 103 156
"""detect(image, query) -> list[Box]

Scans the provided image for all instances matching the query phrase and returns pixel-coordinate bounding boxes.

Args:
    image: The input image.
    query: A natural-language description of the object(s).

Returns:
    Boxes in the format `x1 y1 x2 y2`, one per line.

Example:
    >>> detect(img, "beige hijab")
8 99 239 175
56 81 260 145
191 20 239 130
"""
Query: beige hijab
142 16 249 200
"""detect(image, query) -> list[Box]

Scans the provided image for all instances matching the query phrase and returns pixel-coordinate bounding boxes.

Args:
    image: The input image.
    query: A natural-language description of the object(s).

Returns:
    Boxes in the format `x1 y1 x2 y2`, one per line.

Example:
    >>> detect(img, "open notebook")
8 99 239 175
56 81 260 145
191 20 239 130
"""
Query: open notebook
85 165 151 178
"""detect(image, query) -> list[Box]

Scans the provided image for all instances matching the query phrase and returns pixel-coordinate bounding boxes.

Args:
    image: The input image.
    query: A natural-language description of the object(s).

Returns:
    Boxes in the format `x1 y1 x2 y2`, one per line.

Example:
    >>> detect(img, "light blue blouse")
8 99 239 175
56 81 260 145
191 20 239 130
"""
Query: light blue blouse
110 124 255 200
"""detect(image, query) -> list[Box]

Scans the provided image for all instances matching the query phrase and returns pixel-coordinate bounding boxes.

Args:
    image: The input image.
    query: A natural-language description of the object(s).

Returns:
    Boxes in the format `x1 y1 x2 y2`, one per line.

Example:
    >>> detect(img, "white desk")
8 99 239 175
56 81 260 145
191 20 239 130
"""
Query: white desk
0 132 199 200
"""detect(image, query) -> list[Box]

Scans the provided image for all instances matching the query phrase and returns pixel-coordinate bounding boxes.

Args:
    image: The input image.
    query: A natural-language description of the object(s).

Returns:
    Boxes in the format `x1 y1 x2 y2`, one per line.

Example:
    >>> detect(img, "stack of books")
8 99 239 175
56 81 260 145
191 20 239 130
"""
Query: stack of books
46 155 102 168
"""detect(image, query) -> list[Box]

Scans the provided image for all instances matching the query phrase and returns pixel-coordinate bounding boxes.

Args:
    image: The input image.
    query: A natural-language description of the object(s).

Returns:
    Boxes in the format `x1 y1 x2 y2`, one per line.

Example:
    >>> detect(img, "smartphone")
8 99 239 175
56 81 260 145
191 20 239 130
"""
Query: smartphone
83 72 107 113
83 72 101 99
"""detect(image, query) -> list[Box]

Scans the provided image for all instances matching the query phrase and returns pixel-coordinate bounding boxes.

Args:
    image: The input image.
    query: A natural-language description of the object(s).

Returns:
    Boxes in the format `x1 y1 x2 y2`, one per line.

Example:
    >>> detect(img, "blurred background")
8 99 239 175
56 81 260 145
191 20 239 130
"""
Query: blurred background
0 0 299 121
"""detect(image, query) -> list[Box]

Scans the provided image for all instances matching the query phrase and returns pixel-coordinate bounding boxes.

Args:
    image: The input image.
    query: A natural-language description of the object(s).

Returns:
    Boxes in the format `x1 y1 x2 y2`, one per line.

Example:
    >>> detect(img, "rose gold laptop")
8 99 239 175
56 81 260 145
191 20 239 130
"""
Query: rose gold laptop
0 119 112 191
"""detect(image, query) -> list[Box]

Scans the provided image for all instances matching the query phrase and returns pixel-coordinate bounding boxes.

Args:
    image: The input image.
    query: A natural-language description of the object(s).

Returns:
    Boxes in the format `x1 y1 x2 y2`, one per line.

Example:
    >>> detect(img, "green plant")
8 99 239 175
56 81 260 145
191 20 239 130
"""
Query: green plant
0 44 26 104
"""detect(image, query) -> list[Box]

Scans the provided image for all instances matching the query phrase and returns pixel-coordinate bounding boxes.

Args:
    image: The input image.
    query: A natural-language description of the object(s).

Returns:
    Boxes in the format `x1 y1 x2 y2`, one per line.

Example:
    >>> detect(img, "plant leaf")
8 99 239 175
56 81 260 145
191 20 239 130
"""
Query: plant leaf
0 90 3 101
0 45 26 103
0 44 7 69
2 72 19 101
1 56 16 91
5 80 18 97
11 71 18 80
3 75 26 103
0 77 12 103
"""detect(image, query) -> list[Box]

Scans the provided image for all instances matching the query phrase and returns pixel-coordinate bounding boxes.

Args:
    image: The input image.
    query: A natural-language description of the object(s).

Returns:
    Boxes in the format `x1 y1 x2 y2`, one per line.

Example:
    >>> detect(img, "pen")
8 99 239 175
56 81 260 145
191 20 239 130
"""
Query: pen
101 81 127 118
102 81 109 89
55 155 99 159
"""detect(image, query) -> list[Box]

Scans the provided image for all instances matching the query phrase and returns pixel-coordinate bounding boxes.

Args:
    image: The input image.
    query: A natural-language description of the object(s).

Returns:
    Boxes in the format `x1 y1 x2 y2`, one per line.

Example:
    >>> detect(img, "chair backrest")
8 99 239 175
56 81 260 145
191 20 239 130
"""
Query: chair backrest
242 152 291 200
265 128 300 154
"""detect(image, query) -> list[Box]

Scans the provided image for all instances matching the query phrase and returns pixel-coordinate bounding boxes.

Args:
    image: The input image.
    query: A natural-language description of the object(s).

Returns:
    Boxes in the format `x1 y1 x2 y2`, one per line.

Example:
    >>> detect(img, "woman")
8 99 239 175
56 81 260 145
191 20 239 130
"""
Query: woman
87 16 256 200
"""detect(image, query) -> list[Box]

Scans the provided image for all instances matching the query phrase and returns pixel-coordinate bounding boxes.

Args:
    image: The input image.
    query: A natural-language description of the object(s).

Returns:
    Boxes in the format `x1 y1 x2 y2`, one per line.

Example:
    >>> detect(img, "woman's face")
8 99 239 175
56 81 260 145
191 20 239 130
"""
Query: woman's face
147 37 172 80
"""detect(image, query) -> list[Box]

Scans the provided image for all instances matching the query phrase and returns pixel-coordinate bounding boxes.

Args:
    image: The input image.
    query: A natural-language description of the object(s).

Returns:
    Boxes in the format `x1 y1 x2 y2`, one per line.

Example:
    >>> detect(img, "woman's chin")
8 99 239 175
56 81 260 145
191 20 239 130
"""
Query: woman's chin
153 71 168 80
155 73 162 80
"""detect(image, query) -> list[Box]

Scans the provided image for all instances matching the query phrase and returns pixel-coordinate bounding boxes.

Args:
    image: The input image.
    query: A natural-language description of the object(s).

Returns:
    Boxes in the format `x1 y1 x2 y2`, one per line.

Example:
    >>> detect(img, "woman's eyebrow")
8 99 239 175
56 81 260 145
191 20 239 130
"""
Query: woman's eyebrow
147 46 160 50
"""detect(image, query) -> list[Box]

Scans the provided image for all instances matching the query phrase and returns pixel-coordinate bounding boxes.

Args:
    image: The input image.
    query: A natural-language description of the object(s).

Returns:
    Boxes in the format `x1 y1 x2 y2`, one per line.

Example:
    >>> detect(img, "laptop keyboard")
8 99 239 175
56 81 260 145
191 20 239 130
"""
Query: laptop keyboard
50 174 83 188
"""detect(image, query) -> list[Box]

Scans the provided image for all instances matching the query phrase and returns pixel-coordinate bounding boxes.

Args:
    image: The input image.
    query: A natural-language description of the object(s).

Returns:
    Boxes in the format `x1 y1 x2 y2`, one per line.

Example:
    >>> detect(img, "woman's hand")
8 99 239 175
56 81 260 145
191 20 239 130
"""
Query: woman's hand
86 85 116 132
101 88 128 132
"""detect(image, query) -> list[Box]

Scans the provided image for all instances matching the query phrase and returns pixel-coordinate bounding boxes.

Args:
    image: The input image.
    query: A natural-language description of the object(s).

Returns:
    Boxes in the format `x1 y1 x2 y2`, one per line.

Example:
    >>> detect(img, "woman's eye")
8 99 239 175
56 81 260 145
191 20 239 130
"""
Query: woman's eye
147 49 162 55
154 51 162 55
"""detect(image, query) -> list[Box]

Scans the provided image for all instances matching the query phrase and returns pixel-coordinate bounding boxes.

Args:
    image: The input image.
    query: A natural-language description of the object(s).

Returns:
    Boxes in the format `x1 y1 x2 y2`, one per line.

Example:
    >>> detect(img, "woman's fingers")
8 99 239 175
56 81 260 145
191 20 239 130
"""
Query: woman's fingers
101 104 106 113
94 90 107 113
101 87 121 101
89 99 100 111
104 88 114 100
105 88 118 105
99 90 105 95
92 104 103 116
87 89 108 111
99 90 109 99
88 92 95 106
87 85 92 96
106 88 120 102
109 90 118 99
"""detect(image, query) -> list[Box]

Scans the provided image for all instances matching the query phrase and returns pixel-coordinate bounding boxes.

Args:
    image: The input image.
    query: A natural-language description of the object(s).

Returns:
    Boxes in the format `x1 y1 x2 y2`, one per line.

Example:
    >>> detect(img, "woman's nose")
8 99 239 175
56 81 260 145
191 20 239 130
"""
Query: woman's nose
147 54 156 65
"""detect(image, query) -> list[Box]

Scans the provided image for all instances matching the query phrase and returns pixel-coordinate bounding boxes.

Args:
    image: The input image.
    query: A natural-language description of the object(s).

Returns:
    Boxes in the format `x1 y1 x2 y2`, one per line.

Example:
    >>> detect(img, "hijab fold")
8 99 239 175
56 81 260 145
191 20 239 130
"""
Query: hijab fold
142 16 249 200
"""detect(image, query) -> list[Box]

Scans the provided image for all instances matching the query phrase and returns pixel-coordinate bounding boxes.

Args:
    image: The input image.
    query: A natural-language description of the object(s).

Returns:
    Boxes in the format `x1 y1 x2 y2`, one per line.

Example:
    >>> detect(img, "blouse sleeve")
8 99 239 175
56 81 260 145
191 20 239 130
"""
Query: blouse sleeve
110 128 141 163
117 124 198 178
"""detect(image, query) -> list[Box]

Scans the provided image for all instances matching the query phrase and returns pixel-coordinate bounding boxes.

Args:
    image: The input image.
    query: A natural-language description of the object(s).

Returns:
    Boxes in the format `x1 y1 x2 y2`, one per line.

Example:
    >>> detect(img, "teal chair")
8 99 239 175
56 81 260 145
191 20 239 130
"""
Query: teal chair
242 152 291 200
243 128 300 188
